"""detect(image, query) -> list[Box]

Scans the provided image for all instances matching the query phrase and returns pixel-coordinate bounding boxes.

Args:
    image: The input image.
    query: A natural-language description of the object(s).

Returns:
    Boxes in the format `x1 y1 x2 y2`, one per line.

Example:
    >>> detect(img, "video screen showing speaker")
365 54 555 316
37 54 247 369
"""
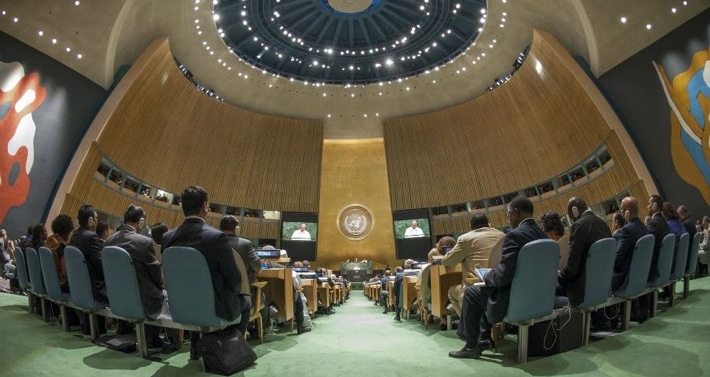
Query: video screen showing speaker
393 209 433 260
281 212 318 261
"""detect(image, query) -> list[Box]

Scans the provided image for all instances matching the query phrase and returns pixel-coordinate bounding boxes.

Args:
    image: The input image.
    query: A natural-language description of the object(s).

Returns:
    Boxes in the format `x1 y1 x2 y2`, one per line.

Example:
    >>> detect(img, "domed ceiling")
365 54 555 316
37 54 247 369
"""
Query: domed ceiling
215 0 486 84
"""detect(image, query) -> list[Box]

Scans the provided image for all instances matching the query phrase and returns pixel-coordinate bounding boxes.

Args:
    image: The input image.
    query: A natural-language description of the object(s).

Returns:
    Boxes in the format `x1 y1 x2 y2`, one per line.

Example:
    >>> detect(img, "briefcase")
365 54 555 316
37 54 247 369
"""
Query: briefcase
197 327 257 375
528 308 583 357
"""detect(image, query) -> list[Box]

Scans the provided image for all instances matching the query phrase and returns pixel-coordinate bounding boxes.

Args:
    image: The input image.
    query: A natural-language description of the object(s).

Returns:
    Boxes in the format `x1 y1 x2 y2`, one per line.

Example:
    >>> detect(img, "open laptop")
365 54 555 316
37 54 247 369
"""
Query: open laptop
472 268 492 287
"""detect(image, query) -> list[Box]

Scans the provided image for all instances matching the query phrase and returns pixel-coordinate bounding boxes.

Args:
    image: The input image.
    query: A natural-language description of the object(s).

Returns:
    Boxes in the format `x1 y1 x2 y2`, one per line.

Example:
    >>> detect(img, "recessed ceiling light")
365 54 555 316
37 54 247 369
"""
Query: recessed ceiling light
671 7 677 13
646 23 652 30
620 16 627 23
77 53 82 59
74 1 80 5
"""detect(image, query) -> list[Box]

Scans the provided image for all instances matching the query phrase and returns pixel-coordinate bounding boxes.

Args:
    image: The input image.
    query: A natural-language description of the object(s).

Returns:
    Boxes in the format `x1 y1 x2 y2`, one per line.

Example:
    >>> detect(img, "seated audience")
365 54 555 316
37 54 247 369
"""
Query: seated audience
646 195 670 282
442 214 504 318
44 215 74 293
698 216 710 276
390 267 403 321
612 197 649 292
450 196 546 359
69 204 108 335
30 223 48 250
379 269 391 311
161 186 250 360
540 211 565 241
291 261 311 334
611 210 626 237
557 197 611 307
428 236 456 264
105 205 169 349
662 202 688 274
96 221 111 242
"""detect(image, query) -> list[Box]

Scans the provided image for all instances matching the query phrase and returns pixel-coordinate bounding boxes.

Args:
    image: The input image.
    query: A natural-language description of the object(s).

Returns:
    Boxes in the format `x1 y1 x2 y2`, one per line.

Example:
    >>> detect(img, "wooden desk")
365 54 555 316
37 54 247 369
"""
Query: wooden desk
301 279 318 315
430 264 462 329
318 283 331 308
257 268 294 329
402 276 417 319
387 280 395 308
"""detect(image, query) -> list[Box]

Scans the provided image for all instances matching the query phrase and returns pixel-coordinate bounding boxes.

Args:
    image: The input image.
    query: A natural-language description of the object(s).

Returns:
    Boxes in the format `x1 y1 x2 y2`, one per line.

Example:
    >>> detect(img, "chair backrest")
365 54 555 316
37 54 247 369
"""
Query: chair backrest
614 234 654 297
38 247 66 301
649 234 676 287
669 233 690 281
577 238 617 309
101 246 146 321
417 264 432 306
14 247 31 290
24 248 46 295
686 232 701 277
487 236 505 267
505 239 560 323
557 235 571 270
64 246 106 310
233 250 253 310
162 246 231 328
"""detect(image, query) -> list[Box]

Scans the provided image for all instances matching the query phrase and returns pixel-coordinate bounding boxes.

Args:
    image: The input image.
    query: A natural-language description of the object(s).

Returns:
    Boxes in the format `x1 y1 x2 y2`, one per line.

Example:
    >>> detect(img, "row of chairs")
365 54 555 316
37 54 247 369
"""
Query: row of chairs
395 232 700 363
14 245 266 365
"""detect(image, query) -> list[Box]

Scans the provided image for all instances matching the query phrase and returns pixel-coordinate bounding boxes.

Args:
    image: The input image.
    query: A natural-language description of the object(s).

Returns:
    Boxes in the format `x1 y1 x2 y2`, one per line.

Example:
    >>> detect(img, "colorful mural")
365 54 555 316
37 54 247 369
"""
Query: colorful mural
655 46 710 204
0 61 46 223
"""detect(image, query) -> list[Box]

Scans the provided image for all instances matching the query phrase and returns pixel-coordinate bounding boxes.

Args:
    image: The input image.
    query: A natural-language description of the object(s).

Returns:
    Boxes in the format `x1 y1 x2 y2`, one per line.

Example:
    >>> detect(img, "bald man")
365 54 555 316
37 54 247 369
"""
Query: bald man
611 196 649 292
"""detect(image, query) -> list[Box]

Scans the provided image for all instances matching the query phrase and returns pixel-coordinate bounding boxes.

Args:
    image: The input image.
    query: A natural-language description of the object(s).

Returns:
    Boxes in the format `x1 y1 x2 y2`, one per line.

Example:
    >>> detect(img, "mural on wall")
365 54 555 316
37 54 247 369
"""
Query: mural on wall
0 61 46 223
655 46 710 204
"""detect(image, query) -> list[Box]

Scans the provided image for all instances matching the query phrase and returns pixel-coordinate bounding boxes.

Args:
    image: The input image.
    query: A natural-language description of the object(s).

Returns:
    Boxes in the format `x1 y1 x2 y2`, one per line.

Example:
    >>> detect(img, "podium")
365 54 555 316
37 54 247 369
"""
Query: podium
340 261 373 282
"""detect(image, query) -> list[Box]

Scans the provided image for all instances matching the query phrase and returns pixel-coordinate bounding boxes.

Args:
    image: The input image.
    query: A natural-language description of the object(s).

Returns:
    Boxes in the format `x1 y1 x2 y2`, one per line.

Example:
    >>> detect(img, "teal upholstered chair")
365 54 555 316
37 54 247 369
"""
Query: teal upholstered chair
574 238 616 345
667 233 690 306
64 246 109 338
13 247 34 313
38 246 72 331
647 234 676 317
612 234 654 330
503 239 560 363
24 247 49 322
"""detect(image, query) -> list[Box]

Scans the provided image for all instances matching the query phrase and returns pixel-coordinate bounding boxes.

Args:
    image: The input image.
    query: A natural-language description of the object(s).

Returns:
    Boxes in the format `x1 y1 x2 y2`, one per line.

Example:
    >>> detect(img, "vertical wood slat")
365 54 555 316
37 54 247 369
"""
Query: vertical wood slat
95 40 323 213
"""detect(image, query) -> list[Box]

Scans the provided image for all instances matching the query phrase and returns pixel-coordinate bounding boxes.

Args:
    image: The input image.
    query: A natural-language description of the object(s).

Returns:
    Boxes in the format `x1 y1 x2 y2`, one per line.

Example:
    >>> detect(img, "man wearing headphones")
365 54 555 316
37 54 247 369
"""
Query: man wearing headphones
611 197 649 292
557 197 611 307
105 205 167 349
70 204 108 335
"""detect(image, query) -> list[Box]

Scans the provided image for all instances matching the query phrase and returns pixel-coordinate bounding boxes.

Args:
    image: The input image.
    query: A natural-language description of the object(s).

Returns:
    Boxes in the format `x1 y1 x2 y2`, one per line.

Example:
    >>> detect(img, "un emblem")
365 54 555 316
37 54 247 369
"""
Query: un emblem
338 205 373 240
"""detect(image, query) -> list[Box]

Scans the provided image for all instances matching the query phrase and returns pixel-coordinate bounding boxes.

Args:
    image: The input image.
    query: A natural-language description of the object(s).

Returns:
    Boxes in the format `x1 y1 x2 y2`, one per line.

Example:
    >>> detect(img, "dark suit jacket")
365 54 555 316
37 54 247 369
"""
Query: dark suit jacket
69 226 107 302
647 212 670 281
483 218 547 323
612 218 649 291
228 236 261 284
558 211 612 307
105 224 164 320
162 218 248 321
681 217 697 271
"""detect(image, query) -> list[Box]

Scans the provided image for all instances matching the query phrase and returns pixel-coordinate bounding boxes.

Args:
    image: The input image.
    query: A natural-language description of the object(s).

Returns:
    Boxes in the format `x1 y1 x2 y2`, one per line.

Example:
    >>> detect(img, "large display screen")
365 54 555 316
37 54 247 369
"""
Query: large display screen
392 209 433 260
280 212 318 261
281 221 318 241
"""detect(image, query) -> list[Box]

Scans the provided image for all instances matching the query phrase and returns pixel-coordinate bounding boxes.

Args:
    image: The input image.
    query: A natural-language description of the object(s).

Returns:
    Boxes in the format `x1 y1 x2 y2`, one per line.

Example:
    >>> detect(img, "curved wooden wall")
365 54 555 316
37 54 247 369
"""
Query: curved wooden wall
96 39 323 213
384 30 649 215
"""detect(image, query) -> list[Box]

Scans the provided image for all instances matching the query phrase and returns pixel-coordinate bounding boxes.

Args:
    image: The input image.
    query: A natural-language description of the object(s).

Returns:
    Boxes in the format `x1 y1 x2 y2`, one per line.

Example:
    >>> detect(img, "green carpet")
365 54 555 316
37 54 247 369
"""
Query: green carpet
1 278 709 377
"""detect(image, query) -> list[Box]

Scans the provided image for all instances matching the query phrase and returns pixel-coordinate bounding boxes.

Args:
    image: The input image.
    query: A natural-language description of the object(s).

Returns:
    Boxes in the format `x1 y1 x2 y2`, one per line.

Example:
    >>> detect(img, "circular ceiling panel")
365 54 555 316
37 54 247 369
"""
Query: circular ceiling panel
214 0 487 85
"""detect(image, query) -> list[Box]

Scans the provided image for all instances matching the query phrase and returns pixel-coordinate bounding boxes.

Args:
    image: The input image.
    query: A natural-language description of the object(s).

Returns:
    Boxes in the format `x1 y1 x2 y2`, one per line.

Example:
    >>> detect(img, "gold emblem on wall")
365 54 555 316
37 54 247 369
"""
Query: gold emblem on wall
338 205 373 240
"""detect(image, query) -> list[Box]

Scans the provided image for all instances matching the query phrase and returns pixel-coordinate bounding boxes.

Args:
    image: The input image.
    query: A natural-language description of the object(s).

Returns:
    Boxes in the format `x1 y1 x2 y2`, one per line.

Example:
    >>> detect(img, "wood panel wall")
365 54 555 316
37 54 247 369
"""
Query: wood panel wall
384 31 631 211
96 40 323 213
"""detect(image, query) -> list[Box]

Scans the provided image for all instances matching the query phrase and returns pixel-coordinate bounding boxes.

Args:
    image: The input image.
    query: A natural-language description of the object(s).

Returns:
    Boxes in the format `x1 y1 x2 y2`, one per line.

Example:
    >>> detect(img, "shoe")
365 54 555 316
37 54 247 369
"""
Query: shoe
382 310 389 314
147 338 165 349
161 342 181 354
394 316 401 322
449 345 483 359
189 348 201 361
297 326 311 335
478 338 494 351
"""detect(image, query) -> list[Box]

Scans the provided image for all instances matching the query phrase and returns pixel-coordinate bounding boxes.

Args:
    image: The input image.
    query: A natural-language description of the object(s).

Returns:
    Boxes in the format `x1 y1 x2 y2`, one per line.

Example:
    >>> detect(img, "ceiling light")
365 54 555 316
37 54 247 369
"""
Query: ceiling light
671 7 677 13
77 53 82 59
52 38 57 44
74 1 80 5
38 30 43 36
646 23 652 30
620 16 627 23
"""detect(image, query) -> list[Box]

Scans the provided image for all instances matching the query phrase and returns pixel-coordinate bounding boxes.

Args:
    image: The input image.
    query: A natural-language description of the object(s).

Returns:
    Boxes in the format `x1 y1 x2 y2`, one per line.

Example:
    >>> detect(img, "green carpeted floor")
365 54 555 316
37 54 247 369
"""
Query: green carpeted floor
2 278 709 377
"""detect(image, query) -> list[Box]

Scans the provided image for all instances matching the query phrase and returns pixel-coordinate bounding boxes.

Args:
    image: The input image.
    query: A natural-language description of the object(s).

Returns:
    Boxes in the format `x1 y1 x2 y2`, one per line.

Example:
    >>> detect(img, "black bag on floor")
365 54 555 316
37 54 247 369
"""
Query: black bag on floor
528 307 583 357
197 327 257 375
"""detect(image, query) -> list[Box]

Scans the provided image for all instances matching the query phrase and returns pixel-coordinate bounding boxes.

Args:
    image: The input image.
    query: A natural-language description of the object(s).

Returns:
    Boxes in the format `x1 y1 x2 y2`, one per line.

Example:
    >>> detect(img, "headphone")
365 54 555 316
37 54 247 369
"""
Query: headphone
138 217 146 230
571 206 580 219
623 210 631 221
87 216 95 228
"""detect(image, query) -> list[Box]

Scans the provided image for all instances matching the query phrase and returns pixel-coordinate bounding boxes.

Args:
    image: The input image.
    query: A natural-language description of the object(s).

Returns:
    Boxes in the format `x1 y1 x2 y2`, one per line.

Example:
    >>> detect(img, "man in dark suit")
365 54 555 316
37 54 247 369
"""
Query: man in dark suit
162 186 250 360
69 204 109 335
646 195 670 282
558 197 612 307
612 196 649 292
450 196 547 359
219 215 261 284
105 204 166 348
677 205 697 272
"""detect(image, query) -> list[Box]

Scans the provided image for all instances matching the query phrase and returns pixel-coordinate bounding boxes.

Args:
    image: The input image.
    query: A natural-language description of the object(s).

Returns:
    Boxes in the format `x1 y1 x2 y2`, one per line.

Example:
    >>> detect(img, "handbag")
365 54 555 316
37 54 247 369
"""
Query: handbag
197 327 257 375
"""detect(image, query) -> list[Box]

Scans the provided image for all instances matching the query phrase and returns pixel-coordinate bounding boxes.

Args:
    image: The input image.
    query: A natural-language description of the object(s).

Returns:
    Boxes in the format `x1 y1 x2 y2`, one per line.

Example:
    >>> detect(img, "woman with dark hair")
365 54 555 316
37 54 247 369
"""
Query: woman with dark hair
428 236 456 264
611 210 627 237
30 223 48 250
539 211 565 241
45 215 74 292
